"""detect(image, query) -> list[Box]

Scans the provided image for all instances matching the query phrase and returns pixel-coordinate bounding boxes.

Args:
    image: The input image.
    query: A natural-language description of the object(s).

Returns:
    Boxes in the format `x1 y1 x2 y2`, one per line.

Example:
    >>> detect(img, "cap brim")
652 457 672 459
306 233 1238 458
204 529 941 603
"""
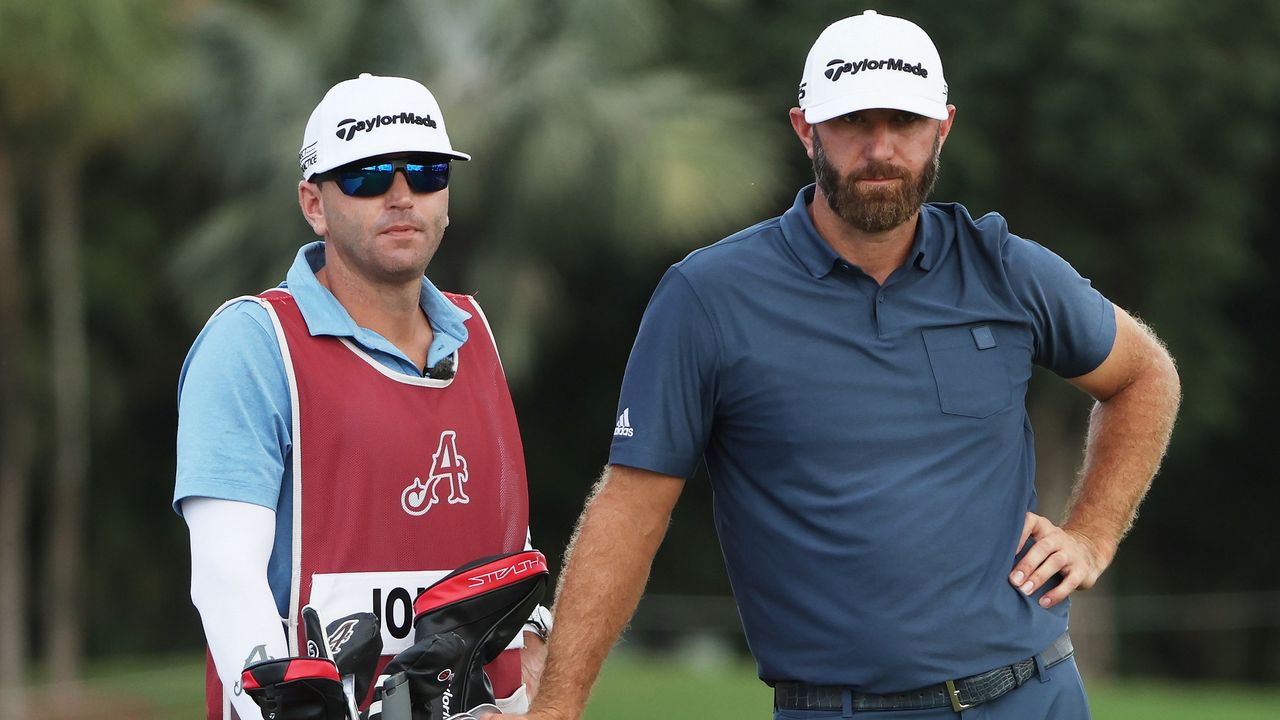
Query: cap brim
804 92 948 123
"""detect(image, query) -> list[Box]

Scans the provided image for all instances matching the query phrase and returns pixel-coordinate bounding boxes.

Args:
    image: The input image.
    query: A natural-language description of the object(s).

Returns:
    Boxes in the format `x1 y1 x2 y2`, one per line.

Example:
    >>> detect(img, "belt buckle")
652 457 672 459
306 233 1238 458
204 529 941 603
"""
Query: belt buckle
945 679 971 713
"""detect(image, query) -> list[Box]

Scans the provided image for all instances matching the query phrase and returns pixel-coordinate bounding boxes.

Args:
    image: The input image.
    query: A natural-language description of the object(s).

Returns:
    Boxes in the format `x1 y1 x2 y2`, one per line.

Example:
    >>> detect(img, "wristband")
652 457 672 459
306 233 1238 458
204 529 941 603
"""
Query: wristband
522 604 554 643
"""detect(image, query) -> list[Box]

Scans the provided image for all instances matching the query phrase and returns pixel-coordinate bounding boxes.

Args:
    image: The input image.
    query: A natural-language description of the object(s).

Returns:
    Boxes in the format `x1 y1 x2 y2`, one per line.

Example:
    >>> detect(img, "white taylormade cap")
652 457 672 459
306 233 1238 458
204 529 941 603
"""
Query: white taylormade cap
798 10 948 124
298 73 471 180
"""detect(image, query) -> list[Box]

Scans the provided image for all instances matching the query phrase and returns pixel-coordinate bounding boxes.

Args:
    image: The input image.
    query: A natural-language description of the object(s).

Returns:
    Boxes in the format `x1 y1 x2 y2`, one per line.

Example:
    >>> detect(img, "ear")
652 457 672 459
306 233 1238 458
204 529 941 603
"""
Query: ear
298 180 327 237
937 105 957 149
789 107 817 160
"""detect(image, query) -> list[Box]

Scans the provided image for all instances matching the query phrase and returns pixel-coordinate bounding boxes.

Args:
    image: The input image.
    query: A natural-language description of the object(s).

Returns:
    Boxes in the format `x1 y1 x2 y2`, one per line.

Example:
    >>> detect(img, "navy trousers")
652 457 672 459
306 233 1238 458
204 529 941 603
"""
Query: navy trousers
773 657 1090 720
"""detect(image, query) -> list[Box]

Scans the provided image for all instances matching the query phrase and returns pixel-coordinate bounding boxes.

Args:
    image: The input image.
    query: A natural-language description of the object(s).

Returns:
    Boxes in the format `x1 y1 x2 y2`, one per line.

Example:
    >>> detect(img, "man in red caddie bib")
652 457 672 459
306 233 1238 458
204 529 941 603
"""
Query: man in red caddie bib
174 73 549 719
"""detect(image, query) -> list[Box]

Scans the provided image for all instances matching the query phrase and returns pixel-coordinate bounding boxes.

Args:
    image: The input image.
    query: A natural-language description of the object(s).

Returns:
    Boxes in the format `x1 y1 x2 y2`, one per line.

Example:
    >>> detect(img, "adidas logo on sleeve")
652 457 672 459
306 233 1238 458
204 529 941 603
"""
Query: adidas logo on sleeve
613 408 635 438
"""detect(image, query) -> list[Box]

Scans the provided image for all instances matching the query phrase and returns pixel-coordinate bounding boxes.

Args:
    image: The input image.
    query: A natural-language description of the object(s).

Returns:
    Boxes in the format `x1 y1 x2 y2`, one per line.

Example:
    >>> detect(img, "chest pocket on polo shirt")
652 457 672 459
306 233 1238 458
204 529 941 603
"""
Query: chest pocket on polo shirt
921 324 1012 418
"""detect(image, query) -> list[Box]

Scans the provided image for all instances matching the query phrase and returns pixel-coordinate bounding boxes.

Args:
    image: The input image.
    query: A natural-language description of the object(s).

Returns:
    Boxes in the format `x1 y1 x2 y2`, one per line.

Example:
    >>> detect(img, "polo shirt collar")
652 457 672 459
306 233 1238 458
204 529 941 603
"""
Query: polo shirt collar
781 185 840 278
283 241 470 348
781 185 946 278
915 204 951 272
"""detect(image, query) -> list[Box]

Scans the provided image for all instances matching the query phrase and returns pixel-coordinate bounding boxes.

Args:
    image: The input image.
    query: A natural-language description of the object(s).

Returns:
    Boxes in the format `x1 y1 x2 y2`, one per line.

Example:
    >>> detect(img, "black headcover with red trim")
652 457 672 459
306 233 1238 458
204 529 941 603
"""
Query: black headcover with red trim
410 549 548 716
324 611 384 708
381 630 465 714
241 656 348 720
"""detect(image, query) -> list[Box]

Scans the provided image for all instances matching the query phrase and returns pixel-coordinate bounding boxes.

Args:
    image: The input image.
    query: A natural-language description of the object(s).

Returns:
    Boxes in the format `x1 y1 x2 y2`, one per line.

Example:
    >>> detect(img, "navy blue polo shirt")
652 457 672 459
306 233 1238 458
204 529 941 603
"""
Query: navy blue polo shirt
608 185 1116 692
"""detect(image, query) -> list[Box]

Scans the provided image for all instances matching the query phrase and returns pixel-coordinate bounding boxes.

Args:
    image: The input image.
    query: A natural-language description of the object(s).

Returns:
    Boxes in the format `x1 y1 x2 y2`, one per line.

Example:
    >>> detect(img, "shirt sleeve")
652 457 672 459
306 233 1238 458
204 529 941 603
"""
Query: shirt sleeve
184 497 290 719
607 267 719 479
174 300 292 514
1003 235 1117 378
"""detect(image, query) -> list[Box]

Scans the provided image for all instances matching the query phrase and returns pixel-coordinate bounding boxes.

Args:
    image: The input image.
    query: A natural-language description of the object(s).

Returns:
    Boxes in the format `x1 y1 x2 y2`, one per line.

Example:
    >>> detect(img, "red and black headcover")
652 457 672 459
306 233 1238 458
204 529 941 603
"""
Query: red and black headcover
411 549 548 716
241 656 348 720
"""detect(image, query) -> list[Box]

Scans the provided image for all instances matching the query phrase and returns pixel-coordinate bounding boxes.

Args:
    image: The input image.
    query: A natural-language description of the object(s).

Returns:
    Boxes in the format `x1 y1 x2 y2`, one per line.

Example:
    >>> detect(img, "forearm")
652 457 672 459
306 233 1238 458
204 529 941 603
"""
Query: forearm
1063 343 1181 564
185 497 290 718
531 466 683 720
1013 309 1180 606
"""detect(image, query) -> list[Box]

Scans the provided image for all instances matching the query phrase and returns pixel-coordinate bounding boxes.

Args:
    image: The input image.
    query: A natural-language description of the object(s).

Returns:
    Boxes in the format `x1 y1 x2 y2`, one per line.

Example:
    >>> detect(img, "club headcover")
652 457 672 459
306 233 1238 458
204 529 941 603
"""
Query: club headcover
302 605 332 661
241 656 349 720
410 550 549 716
325 611 384 707
383 630 466 714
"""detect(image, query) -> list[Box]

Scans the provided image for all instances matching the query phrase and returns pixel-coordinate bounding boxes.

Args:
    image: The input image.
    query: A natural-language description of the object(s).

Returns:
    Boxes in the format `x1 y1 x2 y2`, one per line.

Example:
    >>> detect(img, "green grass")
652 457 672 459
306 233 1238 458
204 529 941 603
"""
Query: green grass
84 653 207 716
1089 679 1280 720
69 653 1280 719
585 651 772 718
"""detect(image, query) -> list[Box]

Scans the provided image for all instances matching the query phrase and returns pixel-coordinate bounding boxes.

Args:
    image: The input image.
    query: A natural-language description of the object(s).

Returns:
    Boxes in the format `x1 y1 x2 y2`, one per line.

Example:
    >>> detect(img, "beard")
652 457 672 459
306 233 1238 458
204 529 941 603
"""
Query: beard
812 129 941 233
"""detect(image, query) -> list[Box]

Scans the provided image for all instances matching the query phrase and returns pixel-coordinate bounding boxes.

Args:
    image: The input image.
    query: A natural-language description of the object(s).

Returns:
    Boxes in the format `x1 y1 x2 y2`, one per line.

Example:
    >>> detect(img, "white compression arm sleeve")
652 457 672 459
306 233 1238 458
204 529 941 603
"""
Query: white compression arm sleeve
184 496 291 719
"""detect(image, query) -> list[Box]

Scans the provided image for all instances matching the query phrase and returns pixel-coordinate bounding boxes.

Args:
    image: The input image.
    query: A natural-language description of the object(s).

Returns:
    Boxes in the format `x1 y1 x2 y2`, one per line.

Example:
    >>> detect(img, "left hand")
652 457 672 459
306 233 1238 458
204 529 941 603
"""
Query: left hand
520 630 548 703
1009 512 1109 609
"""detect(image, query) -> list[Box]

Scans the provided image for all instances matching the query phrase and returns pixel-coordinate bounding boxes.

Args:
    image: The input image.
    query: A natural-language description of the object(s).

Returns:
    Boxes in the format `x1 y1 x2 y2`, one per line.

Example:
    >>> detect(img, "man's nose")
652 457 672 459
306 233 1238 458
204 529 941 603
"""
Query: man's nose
384 169 414 207
864 123 896 163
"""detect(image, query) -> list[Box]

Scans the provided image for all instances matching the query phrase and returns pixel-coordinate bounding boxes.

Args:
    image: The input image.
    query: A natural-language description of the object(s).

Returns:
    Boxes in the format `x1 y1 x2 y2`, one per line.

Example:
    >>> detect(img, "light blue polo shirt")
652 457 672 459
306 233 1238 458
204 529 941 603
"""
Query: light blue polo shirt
609 186 1116 692
173 241 471 615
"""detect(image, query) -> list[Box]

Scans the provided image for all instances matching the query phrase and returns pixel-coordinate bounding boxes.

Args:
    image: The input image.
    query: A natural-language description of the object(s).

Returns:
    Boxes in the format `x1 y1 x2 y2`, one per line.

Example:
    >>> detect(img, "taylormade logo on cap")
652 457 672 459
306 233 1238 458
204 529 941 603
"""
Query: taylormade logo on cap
823 57 929 82
335 112 438 142
798 10 949 124
299 73 471 179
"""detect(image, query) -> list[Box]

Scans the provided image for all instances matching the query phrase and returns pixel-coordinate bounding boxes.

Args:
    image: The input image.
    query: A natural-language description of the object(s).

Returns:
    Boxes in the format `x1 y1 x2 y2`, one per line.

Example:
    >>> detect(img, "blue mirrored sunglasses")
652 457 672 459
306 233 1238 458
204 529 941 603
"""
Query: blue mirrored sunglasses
321 157 450 197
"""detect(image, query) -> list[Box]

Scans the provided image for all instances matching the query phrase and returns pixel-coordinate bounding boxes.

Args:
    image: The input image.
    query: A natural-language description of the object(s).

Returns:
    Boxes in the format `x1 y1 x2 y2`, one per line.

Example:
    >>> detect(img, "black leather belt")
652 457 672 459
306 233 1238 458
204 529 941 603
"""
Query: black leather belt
773 632 1074 713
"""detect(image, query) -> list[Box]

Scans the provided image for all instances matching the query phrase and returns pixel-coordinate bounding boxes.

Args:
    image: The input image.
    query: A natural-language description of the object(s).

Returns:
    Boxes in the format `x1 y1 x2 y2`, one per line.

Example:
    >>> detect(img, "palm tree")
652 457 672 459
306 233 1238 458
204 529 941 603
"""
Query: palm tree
0 0 180 708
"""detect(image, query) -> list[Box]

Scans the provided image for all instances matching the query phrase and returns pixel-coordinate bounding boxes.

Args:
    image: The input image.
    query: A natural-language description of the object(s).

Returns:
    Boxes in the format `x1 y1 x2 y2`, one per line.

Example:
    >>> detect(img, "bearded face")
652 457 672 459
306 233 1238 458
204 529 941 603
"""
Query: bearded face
812 127 941 233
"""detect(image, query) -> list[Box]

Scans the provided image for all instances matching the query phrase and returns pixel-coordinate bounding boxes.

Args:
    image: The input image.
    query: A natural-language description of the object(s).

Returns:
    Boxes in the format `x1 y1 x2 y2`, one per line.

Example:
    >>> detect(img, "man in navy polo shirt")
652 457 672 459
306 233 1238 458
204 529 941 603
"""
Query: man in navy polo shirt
504 10 1180 720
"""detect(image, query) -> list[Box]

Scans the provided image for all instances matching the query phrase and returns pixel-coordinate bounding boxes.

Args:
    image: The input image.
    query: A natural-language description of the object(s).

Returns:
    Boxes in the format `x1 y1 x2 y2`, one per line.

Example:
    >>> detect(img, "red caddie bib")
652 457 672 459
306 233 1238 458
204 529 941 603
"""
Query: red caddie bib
207 289 529 718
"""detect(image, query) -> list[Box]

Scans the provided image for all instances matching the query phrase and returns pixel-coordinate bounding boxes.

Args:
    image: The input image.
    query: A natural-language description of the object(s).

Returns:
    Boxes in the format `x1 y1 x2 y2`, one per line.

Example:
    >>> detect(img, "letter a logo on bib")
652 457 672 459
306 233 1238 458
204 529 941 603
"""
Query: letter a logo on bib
402 430 470 517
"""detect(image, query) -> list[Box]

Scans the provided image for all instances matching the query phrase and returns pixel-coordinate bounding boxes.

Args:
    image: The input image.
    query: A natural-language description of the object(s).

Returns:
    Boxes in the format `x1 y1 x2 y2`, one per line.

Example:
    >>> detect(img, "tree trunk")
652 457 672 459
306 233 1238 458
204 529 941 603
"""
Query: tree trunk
41 143 89 691
0 133 33 716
